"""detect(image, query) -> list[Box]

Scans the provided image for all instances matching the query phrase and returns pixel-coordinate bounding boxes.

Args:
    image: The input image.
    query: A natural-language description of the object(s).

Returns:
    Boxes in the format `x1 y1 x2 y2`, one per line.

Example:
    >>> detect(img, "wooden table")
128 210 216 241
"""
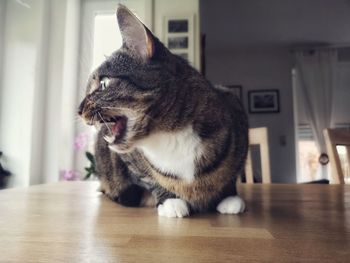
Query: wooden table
0 182 349 262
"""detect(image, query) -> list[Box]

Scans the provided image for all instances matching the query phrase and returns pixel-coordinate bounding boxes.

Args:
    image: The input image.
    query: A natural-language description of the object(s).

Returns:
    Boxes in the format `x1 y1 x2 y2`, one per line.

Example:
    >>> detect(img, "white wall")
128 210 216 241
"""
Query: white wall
206 48 296 183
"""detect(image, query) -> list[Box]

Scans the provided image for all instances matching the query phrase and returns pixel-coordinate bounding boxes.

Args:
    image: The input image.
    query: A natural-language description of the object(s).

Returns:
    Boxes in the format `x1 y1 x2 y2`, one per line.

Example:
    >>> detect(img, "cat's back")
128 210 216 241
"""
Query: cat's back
212 84 249 150
206 84 247 131
213 85 244 111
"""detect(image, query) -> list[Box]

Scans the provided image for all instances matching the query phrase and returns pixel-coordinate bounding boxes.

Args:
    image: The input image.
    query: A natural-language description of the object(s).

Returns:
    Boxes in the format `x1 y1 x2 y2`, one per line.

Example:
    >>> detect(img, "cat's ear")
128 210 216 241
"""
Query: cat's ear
116 5 154 60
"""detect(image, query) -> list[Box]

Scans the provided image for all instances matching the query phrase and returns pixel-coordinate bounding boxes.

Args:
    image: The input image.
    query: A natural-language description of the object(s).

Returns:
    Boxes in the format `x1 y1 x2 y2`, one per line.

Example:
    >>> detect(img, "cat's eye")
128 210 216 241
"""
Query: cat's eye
100 77 110 91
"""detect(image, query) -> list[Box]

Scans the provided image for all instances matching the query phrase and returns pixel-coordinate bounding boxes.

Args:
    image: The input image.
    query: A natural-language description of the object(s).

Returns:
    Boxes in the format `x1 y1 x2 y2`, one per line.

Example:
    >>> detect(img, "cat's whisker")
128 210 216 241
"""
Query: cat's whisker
97 111 113 136
89 114 95 126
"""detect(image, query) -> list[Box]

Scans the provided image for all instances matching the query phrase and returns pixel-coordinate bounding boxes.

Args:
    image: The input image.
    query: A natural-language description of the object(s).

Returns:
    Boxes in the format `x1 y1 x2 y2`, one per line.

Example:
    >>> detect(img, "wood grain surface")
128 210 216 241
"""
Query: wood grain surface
0 182 349 262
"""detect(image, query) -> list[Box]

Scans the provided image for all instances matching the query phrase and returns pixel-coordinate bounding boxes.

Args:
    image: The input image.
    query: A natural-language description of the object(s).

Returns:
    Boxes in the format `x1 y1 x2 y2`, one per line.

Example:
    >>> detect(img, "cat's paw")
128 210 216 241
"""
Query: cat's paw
216 196 245 214
157 198 190 218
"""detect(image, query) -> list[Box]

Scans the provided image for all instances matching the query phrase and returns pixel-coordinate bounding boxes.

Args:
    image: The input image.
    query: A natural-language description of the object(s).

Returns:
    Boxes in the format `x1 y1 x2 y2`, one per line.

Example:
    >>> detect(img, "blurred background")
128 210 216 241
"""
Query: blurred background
0 0 350 189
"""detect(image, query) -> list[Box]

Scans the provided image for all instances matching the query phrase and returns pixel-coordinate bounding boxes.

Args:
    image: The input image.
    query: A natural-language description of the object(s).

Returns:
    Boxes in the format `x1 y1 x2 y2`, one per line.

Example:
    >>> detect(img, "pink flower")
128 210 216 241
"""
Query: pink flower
74 132 90 151
60 170 80 181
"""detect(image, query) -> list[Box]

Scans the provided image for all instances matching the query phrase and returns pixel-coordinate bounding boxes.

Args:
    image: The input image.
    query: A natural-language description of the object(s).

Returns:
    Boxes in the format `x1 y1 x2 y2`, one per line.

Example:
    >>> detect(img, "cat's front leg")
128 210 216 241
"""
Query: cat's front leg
158 199 190 218
152 187 190 218
96 132 144 207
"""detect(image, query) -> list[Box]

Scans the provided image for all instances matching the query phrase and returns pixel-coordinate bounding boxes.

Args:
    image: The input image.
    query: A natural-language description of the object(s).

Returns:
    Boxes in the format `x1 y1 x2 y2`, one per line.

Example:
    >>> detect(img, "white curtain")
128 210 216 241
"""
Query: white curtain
295 49 338 178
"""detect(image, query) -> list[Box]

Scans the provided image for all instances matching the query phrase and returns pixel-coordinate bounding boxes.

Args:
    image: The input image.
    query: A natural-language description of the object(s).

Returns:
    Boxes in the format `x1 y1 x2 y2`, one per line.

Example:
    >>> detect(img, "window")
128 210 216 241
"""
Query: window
297 124 350 183
297 125 320 182
293 63 350 183
92 14 122 69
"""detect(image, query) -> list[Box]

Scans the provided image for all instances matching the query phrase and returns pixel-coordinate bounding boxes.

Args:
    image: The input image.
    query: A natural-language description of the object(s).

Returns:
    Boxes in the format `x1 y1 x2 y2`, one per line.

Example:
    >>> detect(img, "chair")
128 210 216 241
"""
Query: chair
323 128 350 184
244 127 271 184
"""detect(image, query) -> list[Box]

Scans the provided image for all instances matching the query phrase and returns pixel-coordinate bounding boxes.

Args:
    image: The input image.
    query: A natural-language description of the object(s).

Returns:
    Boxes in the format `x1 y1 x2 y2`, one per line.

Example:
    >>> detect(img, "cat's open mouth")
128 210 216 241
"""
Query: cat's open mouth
100 116 128 144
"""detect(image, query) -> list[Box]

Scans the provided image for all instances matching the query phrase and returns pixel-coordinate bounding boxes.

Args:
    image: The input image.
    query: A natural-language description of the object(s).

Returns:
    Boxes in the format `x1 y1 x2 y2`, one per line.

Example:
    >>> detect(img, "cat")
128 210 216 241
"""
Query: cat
78 5 248 217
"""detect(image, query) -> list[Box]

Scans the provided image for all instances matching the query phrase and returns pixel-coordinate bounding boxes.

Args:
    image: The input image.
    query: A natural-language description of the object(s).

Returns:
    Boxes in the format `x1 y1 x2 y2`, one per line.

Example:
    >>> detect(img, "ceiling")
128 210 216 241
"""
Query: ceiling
200 0 350 51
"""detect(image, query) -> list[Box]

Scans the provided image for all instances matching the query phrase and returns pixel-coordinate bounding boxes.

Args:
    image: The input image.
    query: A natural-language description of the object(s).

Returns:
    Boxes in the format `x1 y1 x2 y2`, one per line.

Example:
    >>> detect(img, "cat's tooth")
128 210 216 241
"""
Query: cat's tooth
103 135 115 144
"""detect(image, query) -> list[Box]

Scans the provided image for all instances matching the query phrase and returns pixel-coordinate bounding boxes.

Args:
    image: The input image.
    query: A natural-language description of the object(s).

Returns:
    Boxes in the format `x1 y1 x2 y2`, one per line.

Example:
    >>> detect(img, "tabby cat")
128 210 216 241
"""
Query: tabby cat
78 5 248 217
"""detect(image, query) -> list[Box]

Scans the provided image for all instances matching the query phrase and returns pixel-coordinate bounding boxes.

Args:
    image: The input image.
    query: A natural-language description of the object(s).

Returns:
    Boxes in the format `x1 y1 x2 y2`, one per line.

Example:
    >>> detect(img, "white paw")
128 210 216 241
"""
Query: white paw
157 198 189 218
216 196 245 214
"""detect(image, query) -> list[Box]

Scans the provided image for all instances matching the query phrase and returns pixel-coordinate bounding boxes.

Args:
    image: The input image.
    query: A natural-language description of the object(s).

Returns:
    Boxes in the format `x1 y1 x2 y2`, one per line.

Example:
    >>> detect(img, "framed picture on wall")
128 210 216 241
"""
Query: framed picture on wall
248 89 280 113
163 15 194 65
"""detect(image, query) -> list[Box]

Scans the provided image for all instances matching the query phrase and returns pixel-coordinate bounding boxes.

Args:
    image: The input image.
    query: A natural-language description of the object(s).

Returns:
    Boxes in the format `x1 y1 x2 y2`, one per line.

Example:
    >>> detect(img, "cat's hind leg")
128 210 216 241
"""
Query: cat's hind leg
216 196 245 214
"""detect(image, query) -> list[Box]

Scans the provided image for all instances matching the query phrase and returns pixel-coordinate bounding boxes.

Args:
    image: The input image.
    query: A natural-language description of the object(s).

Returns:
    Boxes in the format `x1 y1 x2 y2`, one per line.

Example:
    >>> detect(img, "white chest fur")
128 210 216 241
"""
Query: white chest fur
137 126 203 183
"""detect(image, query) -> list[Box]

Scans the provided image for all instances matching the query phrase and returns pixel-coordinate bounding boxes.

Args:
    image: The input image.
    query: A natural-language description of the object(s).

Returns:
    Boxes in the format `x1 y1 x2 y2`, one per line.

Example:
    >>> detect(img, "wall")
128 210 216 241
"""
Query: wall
200 0 350 51
205 48 296 183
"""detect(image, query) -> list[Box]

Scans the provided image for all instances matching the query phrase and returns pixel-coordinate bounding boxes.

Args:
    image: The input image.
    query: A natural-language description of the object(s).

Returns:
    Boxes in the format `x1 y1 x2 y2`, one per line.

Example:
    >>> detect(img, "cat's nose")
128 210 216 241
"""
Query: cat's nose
78 99 86 116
